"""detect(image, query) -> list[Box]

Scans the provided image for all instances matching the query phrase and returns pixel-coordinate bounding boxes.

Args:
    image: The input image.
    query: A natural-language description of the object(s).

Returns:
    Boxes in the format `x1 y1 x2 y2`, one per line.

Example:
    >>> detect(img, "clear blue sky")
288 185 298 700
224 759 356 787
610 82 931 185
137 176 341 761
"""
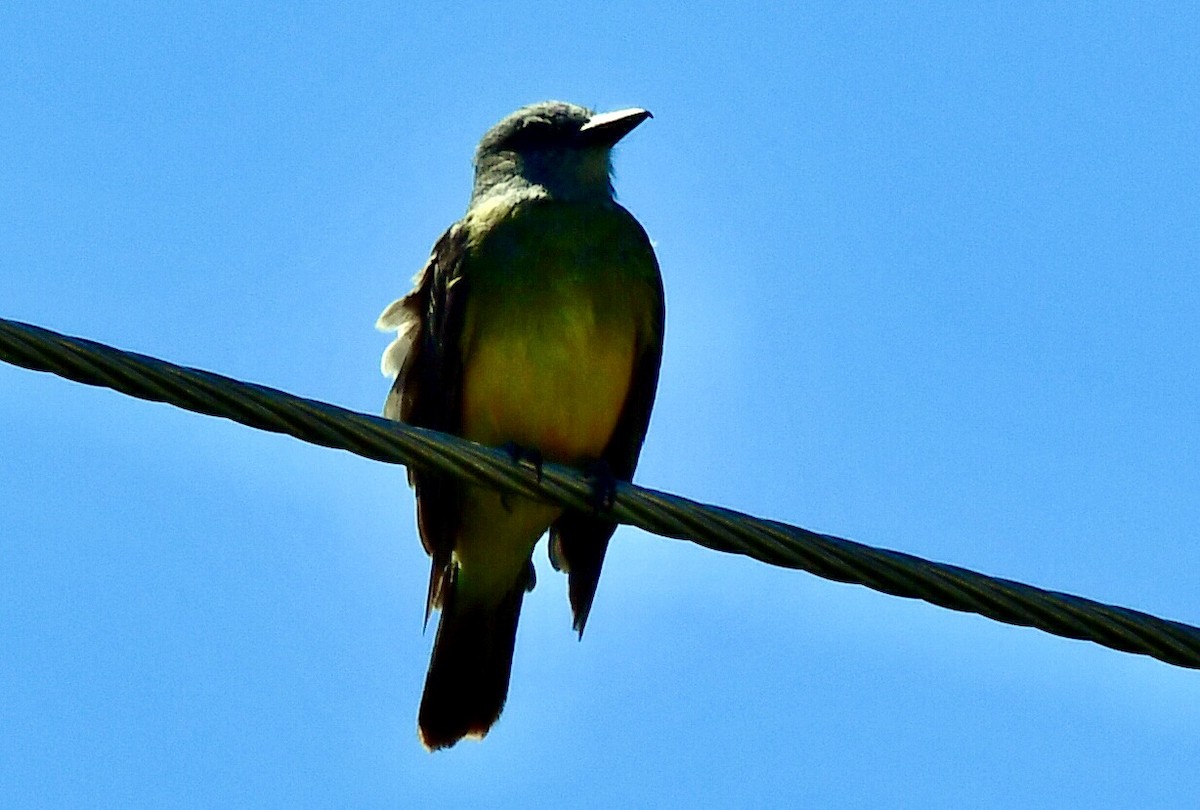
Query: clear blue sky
3 3 1198 807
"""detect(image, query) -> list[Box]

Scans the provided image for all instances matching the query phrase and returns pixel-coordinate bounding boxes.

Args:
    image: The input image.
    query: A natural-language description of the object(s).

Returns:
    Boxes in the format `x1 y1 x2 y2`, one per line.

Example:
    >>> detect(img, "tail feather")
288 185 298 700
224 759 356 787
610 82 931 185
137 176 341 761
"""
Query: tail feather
418 574 526 751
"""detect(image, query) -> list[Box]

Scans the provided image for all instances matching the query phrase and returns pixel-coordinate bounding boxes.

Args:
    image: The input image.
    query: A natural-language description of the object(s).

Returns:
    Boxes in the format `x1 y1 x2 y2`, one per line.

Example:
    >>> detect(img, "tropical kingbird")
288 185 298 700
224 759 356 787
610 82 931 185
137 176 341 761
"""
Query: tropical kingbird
376 101 664 750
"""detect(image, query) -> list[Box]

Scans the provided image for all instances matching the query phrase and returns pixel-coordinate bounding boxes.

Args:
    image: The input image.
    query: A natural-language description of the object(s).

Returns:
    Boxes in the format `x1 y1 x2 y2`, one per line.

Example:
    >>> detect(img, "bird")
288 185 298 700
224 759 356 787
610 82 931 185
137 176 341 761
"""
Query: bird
376 101 664 750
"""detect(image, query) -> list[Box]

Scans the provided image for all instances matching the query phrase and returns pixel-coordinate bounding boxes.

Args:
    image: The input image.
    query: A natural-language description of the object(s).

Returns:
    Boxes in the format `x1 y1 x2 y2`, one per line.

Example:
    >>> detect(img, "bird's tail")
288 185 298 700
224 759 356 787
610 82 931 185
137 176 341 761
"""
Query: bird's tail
418 572 527 751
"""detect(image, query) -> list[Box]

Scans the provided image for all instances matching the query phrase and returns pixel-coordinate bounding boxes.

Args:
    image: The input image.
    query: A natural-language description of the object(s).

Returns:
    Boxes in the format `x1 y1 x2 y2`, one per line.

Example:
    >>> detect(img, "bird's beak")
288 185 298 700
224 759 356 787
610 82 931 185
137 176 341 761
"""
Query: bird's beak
579 108 652 145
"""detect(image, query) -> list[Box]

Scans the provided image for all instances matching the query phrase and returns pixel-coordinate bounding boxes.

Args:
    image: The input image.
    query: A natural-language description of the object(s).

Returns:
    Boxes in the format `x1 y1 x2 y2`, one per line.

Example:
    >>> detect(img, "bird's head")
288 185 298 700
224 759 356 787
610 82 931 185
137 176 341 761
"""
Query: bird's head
471 101 651 204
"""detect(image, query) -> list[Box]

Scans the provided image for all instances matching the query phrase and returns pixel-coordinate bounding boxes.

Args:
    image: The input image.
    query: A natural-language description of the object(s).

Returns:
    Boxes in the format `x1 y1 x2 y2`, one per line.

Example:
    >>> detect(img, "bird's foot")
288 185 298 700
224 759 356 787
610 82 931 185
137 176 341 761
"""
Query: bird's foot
501 441 544 481
499 442 544 512
582 458 618 513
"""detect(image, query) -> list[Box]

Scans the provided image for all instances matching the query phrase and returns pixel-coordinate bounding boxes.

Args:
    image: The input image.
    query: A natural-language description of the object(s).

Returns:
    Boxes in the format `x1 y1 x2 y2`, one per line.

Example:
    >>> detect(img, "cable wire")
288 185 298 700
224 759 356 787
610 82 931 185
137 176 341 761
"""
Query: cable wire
2 315 1198 669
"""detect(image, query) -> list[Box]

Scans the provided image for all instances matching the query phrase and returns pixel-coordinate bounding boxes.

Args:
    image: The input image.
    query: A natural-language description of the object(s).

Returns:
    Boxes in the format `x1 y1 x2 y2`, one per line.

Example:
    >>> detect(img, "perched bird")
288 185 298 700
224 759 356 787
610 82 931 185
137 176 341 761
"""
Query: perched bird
376 101 664 750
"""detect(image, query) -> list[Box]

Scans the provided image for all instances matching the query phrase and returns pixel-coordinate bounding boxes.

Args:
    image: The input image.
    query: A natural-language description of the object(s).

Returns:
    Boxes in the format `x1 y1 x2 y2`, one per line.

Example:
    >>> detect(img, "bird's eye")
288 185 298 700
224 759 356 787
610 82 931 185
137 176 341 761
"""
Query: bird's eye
504 119 558 149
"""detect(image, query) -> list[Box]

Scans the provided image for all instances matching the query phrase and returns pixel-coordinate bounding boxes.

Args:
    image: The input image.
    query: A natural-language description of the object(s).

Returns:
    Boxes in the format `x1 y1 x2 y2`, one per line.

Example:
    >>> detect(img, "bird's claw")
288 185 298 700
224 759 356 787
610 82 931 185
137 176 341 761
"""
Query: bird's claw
583 459 618 513
501 441 544 482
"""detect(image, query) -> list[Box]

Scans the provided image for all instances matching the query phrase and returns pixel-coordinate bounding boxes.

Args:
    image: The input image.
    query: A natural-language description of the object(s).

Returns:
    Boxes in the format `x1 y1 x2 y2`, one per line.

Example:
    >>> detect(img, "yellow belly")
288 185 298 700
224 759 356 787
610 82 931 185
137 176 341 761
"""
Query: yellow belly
460 302 637 464
452 293 638 602
446 198 658 603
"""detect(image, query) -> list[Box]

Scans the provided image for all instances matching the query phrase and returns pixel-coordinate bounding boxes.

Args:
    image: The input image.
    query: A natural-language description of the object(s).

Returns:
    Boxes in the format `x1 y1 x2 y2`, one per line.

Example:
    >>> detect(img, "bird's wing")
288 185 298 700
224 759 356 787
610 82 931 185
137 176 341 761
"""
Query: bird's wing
381 223 471 621
549 218 665 636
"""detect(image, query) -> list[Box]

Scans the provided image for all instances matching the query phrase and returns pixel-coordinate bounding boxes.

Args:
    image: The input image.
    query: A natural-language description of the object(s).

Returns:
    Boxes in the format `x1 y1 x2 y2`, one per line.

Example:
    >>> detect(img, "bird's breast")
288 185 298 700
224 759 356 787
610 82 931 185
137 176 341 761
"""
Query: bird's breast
457 200 658 462
460 284 638 463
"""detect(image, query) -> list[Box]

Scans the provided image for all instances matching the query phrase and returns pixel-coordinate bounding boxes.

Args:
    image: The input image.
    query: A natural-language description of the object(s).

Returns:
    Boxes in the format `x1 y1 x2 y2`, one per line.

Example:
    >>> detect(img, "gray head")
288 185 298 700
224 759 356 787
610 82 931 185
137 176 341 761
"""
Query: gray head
471 101 651 205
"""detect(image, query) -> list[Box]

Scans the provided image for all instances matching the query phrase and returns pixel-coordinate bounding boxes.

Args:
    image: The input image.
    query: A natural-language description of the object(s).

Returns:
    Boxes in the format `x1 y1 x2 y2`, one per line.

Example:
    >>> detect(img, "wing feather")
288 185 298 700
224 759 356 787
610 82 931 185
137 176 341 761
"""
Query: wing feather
378 224 472 621
549 215 665 635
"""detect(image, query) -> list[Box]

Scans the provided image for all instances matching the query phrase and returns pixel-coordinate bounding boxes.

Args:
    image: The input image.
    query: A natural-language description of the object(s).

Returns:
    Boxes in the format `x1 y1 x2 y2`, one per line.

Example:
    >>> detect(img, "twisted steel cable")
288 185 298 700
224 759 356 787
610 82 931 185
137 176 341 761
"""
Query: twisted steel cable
2 315 1198 669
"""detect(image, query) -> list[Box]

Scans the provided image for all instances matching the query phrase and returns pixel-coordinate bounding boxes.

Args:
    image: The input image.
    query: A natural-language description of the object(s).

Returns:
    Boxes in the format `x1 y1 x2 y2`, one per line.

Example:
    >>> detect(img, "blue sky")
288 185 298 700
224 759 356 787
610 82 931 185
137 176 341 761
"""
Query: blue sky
3 2 1198 806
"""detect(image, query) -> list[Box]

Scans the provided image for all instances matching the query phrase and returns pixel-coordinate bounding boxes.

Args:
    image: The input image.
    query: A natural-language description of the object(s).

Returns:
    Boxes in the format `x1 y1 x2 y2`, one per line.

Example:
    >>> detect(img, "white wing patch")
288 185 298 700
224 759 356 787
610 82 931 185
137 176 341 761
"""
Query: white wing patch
376 296 421 379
